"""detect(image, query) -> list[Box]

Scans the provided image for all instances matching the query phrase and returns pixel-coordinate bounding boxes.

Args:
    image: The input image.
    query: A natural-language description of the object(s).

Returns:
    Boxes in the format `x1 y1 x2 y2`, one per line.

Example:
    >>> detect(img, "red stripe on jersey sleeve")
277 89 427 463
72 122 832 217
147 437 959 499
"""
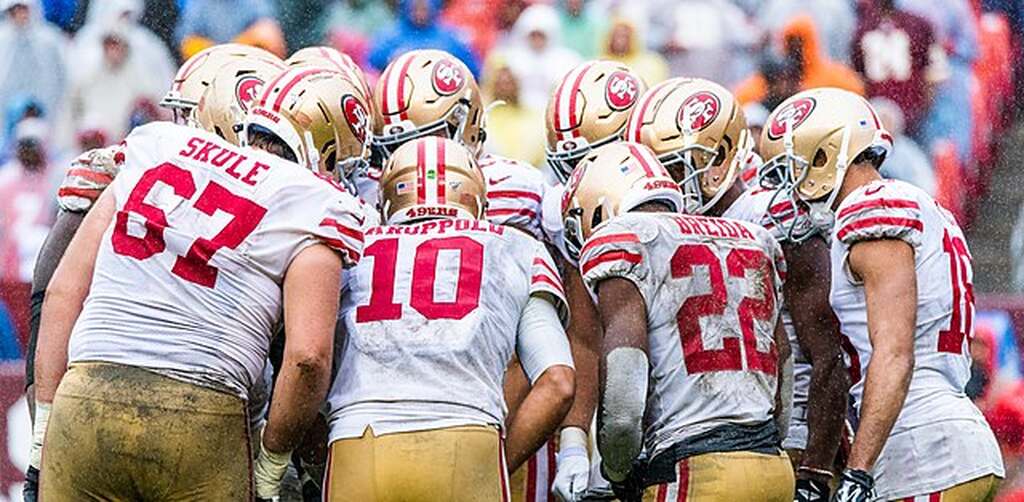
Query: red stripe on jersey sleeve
836 217 923 241
319 217 365 241
837 198 920 220
317 236 361 263
67 168 114 184
581 250 642 276
533 256 560 280
487 190 543 202
532 274 565 297
580 232 640 259
486 208 538 219
57 187 102 200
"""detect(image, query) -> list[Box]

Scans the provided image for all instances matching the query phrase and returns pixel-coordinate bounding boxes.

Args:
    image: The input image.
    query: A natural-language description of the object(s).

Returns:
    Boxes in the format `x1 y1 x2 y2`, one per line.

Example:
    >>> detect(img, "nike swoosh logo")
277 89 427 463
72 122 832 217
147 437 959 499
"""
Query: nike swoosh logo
864 185 884 196
488 175 512 186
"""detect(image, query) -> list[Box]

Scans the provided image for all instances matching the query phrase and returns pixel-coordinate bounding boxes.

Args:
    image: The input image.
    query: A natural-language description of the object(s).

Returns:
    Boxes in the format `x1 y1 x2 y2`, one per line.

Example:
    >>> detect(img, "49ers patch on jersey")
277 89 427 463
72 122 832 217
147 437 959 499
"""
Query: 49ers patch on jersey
432 58 466 95
605 71 640 110
678 91 721 133
766 97 816 140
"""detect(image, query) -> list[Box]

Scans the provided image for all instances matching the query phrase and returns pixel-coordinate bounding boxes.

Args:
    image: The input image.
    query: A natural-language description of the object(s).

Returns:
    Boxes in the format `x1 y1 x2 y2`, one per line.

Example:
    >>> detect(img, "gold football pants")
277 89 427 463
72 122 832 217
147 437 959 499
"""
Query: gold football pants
892 473 1001 501
642 450 794 501
40 362 251 501
325 425 509 501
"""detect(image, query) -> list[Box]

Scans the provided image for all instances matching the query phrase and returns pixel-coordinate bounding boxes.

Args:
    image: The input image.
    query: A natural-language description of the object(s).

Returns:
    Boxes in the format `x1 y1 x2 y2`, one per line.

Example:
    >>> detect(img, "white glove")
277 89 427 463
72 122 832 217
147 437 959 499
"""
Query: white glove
552 427 590 502
29 401 51 469
252 433 292 500
57 146 124 212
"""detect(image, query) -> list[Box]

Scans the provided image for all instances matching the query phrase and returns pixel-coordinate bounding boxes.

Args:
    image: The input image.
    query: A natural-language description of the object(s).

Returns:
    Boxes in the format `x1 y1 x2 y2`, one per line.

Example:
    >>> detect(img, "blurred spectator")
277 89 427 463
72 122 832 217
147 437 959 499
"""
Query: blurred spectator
852 0 944 135
758 0 858 63
0 118 57 282
743 102 769 155
175 0 285 58
76 0 176 94
367 0 480 78
40 0 75 32
0 0 66 148
1 94 42 161
326 0 393 40
501 3 580 110
645 0 760 88
66 25 167 141
481 53 546 167
899 0 978 162
735 15 865 105
746 54 802 111
441 0 501 60
559 0 604 59
600 17 668 86
278 0 331 52
872 97 937 195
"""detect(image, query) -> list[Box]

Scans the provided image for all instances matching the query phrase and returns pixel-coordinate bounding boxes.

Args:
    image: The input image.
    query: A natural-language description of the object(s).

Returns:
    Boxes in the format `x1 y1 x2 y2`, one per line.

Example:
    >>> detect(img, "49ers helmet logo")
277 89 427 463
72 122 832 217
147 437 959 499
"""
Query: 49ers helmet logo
678 91 721 133
605 71 639 110
767 97 816 140
341 94 369 144
432 59 465 95
234 75 264 112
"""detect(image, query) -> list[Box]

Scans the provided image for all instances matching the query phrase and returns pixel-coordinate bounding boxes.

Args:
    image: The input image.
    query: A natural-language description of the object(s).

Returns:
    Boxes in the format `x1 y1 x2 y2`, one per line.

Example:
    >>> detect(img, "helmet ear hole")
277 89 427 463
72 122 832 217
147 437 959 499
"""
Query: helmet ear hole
813 149 828 167
591 207 604 232
325 151 337 172
712 145 727 167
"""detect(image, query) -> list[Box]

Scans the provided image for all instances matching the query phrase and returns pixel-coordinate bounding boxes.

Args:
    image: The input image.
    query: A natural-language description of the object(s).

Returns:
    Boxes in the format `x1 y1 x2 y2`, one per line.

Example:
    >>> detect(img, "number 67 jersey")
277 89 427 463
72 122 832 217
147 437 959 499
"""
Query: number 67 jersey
69 122 366 399
580 212 786 458
830 179 1003 499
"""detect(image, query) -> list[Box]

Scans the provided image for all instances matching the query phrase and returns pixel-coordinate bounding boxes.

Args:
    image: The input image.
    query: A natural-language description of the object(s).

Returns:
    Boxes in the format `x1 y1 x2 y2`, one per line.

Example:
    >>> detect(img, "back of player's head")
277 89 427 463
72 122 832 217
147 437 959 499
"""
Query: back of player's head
545 60 645 182
372 49 484 160
194 56 286 145
378 136 486 226
244 68 372 181
561 142 684 261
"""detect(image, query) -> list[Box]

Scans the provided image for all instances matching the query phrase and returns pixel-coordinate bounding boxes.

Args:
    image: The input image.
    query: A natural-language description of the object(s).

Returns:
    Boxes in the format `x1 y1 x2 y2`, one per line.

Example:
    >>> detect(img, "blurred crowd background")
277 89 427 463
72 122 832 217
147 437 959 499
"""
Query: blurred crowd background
2 0 1024 498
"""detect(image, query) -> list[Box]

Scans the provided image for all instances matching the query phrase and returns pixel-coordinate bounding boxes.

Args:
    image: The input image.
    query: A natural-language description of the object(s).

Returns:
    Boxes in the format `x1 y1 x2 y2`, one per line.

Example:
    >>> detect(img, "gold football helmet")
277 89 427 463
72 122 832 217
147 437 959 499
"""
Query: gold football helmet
161 43 282 124
758 87 893 241
244 68 372 181
626 78 750 215
561 142 684 261
379 136 486 225
372 49 484 158
285 46 374 113
545 60 646 182
194 56 286 145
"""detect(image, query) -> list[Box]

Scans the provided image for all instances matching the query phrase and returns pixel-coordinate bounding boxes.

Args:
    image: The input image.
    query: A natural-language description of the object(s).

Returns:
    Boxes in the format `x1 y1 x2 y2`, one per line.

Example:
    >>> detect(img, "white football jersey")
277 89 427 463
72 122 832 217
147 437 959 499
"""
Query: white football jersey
69 122 365 398
480 153 546 239
830 179 1003 498
580 212 785 457
540 182 572 263
327 219 568 442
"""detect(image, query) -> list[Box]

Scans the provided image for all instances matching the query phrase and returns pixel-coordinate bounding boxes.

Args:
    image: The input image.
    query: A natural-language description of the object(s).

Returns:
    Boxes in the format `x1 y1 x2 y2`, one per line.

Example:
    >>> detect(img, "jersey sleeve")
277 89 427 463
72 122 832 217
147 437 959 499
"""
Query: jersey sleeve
530 240 569 326
540 183 573 263
834 182 924 249
311 190 366 268
578 219 652 303
480 155 546 239
57 143 126 212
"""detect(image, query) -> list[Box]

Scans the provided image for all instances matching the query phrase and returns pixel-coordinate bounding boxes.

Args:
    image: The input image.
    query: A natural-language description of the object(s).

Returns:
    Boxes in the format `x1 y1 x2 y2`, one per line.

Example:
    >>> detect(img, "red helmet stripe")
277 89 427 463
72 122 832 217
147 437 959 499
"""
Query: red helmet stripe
272 68 325 112
553 62 594 141
565 62 595 136
260 68 293 108
436 138 447 204
416 138 427 204
627 143 657 177
395 54 416 121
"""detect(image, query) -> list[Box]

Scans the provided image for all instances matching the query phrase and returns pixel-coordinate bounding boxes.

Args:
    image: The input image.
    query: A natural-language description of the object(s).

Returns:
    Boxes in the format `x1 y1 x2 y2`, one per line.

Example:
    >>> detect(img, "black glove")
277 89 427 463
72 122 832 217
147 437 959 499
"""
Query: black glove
832 469 875 502
23 466 39 502
794 477 831 502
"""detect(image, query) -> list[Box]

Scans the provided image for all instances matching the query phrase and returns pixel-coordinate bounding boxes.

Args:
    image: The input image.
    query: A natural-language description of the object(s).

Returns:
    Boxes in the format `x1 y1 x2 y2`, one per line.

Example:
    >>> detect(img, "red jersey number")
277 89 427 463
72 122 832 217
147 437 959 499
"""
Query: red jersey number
356 236 483 322
938 229 974 354
112 162 267 288
672 244 778 375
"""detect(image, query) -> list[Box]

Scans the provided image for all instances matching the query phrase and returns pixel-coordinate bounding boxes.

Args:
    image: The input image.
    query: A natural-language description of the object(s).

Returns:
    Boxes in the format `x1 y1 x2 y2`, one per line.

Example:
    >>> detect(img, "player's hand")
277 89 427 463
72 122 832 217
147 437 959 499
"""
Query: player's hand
253 435 292 501
831 469 875 502
552 445 589 501
794 477 830 502
57 146 123 212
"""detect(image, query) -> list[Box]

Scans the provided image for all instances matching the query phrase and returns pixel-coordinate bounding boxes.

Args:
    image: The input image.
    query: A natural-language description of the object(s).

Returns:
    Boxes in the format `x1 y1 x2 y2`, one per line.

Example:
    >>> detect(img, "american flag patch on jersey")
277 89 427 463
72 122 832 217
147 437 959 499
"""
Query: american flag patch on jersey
395 181 411 194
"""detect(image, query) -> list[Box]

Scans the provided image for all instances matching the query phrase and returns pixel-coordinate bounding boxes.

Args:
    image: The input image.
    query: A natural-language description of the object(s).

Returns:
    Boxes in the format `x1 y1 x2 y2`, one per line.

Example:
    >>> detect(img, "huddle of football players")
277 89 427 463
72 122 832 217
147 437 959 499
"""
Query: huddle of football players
18 37 1005 502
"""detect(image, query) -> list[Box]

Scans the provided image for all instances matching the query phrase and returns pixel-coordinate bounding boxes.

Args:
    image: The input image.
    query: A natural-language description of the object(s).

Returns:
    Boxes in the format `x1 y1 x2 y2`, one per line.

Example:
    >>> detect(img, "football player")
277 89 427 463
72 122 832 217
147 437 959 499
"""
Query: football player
30 66 370 500
564 142 794 501
21 43 285 500
627 78 849 500
539 59 647 502
323 136 575 501
762 87 1004 501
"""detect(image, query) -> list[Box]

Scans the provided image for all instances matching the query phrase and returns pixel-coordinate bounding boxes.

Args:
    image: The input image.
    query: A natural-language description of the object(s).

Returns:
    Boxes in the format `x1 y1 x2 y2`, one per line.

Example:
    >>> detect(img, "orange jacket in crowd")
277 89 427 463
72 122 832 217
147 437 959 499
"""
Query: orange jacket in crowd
734 14 864 105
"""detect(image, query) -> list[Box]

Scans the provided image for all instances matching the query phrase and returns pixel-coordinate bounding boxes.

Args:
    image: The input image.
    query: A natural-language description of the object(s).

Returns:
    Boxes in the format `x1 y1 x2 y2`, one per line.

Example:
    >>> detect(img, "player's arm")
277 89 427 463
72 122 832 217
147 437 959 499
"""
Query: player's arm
783 238 850 483
505 296 576 472
254 243 342 499
773 320 793 439
844 239 916 472
593 277 649 483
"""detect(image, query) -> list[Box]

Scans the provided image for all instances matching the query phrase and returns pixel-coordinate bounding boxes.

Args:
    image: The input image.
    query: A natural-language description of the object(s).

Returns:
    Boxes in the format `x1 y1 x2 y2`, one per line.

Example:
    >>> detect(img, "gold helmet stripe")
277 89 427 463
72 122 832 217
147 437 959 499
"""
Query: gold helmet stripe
626 79 675 143
553 61 596 140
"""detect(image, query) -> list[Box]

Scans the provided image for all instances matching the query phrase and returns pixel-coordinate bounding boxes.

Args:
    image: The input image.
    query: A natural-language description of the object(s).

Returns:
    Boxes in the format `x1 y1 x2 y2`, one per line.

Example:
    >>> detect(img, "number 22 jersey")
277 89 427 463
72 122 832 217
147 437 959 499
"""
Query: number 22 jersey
69 122 366 398
579 212 786 458
830 179 1003 498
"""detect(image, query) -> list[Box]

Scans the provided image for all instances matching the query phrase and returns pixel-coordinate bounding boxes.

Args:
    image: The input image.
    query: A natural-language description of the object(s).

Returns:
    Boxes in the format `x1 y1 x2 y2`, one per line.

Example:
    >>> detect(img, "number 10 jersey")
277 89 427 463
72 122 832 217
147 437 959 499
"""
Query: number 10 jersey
579 212 786 458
